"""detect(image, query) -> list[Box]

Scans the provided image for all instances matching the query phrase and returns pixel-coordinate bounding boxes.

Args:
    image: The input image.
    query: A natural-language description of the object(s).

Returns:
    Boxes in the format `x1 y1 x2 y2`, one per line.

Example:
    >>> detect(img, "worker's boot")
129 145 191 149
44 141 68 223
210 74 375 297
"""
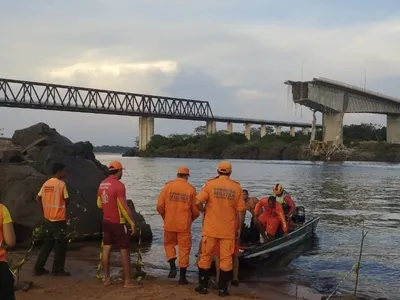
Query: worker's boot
218 270 233 297
178 267 188 285
195 268 209 295
168 258 177 278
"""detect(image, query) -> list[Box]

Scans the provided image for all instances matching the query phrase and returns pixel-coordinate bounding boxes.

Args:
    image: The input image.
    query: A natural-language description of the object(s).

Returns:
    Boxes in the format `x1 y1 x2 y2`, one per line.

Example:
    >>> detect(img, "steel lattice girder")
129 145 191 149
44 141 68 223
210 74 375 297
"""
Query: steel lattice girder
0 78 214 121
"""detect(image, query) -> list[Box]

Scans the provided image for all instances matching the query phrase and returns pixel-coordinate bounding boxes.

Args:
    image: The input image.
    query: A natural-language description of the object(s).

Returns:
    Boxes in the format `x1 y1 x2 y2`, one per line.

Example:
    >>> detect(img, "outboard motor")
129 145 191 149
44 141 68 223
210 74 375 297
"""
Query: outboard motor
293 206 306 224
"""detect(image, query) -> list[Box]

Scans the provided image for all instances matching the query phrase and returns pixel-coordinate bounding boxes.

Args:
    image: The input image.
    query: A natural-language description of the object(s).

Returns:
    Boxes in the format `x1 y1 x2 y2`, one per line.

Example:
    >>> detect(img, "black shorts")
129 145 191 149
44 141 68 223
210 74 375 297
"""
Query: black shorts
0 261 15 300
102 221 130 249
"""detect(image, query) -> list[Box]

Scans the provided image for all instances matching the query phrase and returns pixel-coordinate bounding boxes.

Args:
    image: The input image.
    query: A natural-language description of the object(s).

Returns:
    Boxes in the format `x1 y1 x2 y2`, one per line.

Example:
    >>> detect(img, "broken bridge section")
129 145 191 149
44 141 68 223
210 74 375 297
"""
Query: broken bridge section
284 77 400 144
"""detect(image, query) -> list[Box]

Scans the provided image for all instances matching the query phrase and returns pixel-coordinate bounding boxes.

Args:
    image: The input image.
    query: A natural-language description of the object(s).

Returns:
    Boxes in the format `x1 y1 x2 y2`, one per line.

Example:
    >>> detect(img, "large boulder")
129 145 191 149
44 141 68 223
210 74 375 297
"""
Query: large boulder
0 123 152 244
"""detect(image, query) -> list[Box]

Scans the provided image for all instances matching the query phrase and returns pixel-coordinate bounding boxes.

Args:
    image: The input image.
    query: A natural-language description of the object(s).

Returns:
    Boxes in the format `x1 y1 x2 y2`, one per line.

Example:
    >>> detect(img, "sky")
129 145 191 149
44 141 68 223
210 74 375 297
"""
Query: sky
1 0 400 146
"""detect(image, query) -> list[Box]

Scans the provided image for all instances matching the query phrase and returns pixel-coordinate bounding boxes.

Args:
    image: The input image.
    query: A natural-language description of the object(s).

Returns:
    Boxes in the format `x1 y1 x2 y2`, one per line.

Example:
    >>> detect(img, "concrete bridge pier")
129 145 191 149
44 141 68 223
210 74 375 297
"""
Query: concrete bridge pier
302 128 309 135
206 120 216 134
138 116 155 151
275 126 281 136
322 112 343 145
387 114 400 143
260 125 267 137
244 123 251 140
290 127 295 137
227 122 233 133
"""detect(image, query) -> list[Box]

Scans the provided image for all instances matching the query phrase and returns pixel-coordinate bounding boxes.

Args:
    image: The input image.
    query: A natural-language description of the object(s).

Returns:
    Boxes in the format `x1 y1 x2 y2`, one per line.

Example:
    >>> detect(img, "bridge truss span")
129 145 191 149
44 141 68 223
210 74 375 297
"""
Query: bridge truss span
0 78 214 120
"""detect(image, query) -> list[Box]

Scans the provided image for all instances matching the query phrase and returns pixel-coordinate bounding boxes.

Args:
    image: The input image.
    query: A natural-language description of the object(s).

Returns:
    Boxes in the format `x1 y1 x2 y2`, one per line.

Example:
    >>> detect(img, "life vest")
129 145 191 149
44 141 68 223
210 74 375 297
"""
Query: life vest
276 191 290 215
41 178 67 222
276 190 289 204
0 204 7 262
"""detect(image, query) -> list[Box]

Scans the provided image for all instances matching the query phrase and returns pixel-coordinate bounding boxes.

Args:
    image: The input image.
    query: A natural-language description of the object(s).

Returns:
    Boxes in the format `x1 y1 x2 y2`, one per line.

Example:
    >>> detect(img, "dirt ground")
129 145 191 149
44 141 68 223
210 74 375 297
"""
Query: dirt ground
11 249 321 300
16 277 322 300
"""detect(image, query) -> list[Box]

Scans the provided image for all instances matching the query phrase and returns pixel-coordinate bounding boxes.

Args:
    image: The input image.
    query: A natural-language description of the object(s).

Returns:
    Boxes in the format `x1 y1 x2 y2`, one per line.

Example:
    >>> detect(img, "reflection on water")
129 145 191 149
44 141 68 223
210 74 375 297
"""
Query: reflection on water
97 155 400 299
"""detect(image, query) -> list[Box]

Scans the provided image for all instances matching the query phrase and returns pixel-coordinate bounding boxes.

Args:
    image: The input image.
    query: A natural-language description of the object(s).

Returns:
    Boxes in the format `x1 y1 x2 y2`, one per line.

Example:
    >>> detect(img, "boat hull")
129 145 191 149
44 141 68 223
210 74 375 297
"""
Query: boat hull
239 216 320 261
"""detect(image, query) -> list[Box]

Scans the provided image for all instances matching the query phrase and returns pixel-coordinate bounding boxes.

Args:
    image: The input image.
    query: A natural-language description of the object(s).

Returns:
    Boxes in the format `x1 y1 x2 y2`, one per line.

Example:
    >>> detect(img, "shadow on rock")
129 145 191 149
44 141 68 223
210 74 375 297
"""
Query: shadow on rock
0 123 152 245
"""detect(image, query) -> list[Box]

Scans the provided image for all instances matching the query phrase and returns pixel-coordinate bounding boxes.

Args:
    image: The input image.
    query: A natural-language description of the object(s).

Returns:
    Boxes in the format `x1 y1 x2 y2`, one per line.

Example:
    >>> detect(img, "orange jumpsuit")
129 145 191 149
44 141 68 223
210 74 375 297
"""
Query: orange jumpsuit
197 176 246 272
157 178 199 268
255 198 287 236
213 216 240 256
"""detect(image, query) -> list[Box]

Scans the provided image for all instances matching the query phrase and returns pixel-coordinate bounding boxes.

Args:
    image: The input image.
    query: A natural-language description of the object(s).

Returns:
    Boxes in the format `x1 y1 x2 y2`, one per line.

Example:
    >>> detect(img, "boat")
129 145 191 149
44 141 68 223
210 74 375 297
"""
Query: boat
238 216 320 261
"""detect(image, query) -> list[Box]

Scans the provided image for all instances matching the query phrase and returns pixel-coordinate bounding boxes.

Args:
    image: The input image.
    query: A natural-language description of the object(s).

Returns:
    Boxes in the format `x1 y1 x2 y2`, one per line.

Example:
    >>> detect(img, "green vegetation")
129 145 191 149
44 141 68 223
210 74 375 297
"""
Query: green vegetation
343 123 386 144
128 125 315 160
119 123 399 162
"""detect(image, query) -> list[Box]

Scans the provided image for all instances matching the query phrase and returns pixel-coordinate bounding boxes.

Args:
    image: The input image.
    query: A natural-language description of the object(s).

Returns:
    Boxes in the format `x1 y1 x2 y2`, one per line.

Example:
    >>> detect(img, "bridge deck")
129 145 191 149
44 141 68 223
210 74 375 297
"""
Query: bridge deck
0 77 320 128
285 77 400 114
312 77 400 105
213 116 322 128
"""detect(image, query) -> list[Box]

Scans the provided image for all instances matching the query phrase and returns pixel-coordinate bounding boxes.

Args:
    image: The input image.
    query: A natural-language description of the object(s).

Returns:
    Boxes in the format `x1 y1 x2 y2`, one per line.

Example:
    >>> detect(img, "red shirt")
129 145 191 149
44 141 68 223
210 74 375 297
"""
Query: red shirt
97 175 134 227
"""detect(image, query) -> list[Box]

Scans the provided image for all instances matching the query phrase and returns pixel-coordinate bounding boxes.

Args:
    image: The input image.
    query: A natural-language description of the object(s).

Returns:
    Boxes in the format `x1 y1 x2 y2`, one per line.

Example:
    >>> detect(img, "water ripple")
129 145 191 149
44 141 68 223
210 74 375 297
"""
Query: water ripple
98 155 400 299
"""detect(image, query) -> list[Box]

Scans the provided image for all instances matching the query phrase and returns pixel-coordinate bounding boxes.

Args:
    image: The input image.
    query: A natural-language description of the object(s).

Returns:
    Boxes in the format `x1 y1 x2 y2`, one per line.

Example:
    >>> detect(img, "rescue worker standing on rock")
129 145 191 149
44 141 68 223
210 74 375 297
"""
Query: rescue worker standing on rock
273 184 295 218
33 162 70 276
195 161 246 297
97 161 136 288
0 203 16 300
156 166 199 284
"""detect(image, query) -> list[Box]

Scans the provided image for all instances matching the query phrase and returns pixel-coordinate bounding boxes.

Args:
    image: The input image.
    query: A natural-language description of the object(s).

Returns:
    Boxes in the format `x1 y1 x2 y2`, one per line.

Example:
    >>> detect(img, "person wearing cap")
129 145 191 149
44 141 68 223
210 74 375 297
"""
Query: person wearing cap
213 212 240 288
0 203 16 300
156 166 199 285
97 161 136 288
195 160 246 297
33 162 70 277
214 188 257 288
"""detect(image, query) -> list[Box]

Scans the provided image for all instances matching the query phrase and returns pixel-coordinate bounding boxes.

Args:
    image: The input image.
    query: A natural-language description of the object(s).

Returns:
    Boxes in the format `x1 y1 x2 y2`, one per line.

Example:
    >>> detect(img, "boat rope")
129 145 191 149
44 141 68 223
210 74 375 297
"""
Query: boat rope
7 222 102 284
95 226 146 284
95 240 103 279
134 227 146 284
325 262 358 300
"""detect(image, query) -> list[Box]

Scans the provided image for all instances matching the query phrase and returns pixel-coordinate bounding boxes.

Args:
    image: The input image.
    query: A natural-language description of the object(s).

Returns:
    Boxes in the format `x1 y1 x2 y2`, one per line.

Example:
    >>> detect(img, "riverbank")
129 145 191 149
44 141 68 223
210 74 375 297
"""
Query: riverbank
11 246 322 300
122 132 400 163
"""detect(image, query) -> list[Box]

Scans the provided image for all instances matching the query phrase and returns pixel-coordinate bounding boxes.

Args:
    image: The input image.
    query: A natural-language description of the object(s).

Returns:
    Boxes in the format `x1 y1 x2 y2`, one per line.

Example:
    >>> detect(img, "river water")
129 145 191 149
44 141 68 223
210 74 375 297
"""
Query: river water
97 154 400 299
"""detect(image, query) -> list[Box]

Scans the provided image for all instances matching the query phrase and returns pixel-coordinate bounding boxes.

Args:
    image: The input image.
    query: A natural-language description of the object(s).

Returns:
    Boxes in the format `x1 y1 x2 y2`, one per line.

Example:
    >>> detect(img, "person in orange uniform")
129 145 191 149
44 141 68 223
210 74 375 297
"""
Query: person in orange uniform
214 214 240 287
0 203 16 300
156 166 199 284
273 184 296 218
255 196 289 241
195 161 246 297
97 161 136 288
33 162 70 276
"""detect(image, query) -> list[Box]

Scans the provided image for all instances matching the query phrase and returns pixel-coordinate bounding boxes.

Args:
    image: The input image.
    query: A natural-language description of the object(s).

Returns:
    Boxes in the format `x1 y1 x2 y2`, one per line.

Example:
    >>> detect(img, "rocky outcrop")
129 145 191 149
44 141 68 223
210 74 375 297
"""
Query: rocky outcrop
0 123 152 244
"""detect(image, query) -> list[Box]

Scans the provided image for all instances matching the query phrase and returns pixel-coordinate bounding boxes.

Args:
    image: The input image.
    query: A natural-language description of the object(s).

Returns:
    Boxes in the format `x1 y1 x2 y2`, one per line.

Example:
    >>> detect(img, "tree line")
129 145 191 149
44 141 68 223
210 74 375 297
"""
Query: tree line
93 123 387 156
192 123 387 143
93 145 132 153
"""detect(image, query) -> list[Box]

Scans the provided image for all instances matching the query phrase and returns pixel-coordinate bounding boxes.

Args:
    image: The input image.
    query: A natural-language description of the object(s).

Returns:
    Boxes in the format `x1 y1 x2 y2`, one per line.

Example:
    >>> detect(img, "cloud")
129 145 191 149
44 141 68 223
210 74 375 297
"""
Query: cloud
1 1 400 145
49 60 178 79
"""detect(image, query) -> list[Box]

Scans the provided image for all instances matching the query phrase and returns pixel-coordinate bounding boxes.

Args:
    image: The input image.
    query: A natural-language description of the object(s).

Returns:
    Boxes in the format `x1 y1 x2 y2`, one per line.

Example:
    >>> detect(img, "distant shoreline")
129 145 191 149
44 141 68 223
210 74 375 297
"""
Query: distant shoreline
93 151 124 155
93 145 400 164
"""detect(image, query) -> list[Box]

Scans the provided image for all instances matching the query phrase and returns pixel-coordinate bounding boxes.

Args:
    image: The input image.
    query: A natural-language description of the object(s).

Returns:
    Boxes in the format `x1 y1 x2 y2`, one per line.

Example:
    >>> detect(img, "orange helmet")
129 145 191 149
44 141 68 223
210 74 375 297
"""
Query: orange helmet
273 183 283 195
